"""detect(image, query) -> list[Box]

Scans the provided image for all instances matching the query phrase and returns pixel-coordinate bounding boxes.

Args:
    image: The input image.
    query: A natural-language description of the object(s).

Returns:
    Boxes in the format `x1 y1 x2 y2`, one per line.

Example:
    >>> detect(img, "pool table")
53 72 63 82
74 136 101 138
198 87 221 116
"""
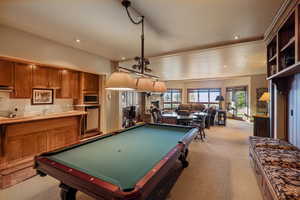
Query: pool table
35 123 198 200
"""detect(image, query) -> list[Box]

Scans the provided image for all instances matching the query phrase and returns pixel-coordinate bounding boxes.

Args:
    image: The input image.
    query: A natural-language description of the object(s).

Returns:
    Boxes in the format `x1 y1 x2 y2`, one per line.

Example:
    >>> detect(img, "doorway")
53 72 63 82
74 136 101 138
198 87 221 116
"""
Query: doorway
226 86 249 120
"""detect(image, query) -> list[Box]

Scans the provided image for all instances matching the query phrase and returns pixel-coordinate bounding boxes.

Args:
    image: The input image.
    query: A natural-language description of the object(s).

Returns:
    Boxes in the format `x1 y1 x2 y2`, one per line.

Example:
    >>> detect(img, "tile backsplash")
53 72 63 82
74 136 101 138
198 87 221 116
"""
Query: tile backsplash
0 92 73 117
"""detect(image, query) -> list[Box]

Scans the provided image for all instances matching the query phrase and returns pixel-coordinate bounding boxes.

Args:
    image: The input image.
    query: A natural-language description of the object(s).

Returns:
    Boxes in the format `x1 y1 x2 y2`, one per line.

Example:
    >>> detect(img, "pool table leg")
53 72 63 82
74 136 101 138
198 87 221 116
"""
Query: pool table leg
179 149 189 168
59 183 77 200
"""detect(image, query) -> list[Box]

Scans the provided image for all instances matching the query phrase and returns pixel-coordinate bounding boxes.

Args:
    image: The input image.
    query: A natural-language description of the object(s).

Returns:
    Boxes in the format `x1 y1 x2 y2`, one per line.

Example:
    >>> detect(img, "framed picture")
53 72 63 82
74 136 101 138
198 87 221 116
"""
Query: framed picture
32 89 54 105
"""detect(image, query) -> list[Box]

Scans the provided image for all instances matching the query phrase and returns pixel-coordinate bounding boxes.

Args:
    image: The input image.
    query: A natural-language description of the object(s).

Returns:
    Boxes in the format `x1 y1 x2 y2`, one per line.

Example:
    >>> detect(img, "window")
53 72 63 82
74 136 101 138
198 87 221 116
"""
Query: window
163 89 182 110
187 88 221 108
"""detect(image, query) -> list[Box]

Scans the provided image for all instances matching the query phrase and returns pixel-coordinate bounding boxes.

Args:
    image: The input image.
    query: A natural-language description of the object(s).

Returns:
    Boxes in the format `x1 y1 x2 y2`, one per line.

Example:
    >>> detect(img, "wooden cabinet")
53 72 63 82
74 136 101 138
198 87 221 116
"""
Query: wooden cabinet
47 126 78 150
6 131 47 163
11 63 32 98
0 115 82 188
56 70 73 98
253 115 270 137
32 66 48 88
83 72 99 92
32 66 61 89
2 116 80 165
0 60 14 87
265 2 300 140
57 70 80 99
48 68 61 89
72 71 80 100
58 70 72 98
0 58 99 101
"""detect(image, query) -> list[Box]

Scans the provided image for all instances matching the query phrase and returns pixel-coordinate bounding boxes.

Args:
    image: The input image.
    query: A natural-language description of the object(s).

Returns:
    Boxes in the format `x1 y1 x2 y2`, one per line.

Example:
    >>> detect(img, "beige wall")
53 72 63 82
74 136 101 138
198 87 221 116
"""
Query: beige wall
0 25 111 75
0 25 120 133
165 75 268 116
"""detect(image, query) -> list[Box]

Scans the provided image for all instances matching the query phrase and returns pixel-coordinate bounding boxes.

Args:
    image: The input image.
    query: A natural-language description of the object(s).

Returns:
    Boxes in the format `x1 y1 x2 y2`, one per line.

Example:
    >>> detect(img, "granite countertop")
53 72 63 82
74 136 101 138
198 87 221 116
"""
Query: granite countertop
0 110 87 125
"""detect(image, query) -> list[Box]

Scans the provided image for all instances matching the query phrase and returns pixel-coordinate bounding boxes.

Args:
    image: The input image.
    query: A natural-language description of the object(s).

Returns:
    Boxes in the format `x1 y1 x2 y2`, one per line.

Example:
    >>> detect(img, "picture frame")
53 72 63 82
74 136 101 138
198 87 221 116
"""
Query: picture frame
32 89 54 105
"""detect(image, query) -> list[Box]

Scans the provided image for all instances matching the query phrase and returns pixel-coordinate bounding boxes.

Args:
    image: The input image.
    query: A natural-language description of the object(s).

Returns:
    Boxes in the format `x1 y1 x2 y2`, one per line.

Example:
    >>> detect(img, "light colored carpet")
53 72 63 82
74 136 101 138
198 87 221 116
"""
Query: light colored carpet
0 120 262 200
168 119 262 200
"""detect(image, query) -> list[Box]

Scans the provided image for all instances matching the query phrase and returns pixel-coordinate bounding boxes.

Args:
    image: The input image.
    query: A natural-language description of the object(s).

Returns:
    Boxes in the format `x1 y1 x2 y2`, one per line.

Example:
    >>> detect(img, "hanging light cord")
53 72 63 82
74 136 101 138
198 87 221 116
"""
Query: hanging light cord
122 0 146 74
124 6 144 25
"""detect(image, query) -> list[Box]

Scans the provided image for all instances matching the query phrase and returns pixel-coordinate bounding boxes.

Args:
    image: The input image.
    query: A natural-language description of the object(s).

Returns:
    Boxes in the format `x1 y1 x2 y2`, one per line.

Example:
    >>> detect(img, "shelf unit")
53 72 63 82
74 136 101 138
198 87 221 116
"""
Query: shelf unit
264 0 300 145
267 36 278 77
267 8 298 79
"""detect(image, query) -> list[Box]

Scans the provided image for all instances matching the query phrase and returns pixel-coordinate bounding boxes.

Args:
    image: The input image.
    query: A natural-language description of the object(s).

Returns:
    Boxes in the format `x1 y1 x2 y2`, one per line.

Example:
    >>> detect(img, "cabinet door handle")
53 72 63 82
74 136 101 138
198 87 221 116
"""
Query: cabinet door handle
291 109 294 116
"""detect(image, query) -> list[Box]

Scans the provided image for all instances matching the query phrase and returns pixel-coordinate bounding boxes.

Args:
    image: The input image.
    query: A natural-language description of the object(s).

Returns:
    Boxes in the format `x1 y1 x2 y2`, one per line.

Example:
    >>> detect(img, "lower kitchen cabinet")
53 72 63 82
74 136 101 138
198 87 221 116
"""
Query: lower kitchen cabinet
0 115 83 188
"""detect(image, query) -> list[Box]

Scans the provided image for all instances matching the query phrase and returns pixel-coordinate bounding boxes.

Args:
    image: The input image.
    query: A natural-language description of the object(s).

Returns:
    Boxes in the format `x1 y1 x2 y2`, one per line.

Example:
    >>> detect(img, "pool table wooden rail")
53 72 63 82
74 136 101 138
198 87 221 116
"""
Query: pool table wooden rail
35 123 198 200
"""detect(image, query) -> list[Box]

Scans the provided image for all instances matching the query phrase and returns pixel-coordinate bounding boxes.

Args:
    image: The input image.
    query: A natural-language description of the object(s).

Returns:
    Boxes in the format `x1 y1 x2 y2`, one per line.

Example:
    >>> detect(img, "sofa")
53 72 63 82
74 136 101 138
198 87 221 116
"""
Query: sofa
177 104 206 114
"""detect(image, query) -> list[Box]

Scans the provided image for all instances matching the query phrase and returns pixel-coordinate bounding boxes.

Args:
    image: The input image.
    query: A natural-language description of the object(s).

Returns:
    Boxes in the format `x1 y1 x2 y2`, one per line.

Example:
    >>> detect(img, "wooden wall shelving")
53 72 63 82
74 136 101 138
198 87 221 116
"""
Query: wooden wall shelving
267 7 299 79
265 0 300 143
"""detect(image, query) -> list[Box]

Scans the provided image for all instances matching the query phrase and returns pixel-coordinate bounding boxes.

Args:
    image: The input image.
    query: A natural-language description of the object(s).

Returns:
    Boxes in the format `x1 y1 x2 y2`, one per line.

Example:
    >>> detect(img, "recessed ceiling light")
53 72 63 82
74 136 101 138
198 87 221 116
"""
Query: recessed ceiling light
224 65 228 68
234 35 239 40
75 39 80 43
121 57 126 60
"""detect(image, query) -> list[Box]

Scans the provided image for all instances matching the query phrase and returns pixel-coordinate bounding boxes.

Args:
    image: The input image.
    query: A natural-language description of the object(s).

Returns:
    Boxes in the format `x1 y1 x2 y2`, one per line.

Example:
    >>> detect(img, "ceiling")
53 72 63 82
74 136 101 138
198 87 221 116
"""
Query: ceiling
120 40 267 81
0 0 284 61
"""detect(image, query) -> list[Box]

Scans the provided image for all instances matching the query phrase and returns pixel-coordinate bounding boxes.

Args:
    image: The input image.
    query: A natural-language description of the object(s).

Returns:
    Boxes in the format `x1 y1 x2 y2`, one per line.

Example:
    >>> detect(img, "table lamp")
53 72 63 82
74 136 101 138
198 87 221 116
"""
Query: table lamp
259 92 270 102
215 95 225 110
259 92 270 115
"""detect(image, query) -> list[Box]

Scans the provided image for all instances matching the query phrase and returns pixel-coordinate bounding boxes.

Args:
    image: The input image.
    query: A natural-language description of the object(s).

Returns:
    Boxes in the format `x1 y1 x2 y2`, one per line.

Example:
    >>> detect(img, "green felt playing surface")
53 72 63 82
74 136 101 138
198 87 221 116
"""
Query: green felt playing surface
48 124 192 190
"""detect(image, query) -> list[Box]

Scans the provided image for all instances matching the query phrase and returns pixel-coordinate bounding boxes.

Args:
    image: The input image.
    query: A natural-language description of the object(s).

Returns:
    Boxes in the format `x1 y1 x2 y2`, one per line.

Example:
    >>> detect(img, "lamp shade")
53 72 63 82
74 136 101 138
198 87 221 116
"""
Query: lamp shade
136 77 154 92
153 81 167 93
105 71 136 91
215 95 225 101
259 92 270 102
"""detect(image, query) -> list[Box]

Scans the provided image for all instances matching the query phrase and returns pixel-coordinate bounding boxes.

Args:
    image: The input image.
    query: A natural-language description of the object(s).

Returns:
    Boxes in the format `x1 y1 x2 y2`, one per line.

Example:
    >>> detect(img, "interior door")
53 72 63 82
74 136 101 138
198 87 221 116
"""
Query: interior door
288 74 300 148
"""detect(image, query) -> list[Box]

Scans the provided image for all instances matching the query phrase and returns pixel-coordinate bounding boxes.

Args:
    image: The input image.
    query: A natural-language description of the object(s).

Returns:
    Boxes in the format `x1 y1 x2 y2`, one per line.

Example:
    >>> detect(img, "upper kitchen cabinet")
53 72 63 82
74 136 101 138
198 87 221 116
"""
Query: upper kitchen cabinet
11 63 33 98
57 69 80 99
32 66 61 89
71 71 80 100
48 68 61 89
57 69 72 98
0 60 14 87
82 72 99 92
32 66 48 88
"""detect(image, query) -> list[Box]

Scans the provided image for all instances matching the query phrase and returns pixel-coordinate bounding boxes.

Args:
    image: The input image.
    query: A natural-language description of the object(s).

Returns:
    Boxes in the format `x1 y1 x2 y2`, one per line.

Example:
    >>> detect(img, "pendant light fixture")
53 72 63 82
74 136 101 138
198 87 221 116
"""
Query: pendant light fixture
106 0 166 93
136 77 154 92
153 81 167 93
105 71 136 91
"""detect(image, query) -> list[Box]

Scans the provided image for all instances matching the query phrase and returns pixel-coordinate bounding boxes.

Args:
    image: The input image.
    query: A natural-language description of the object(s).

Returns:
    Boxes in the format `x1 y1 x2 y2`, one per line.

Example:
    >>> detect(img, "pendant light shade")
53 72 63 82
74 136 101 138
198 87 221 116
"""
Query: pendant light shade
153 81 167 93
136 77 154 92
105 71 136 91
